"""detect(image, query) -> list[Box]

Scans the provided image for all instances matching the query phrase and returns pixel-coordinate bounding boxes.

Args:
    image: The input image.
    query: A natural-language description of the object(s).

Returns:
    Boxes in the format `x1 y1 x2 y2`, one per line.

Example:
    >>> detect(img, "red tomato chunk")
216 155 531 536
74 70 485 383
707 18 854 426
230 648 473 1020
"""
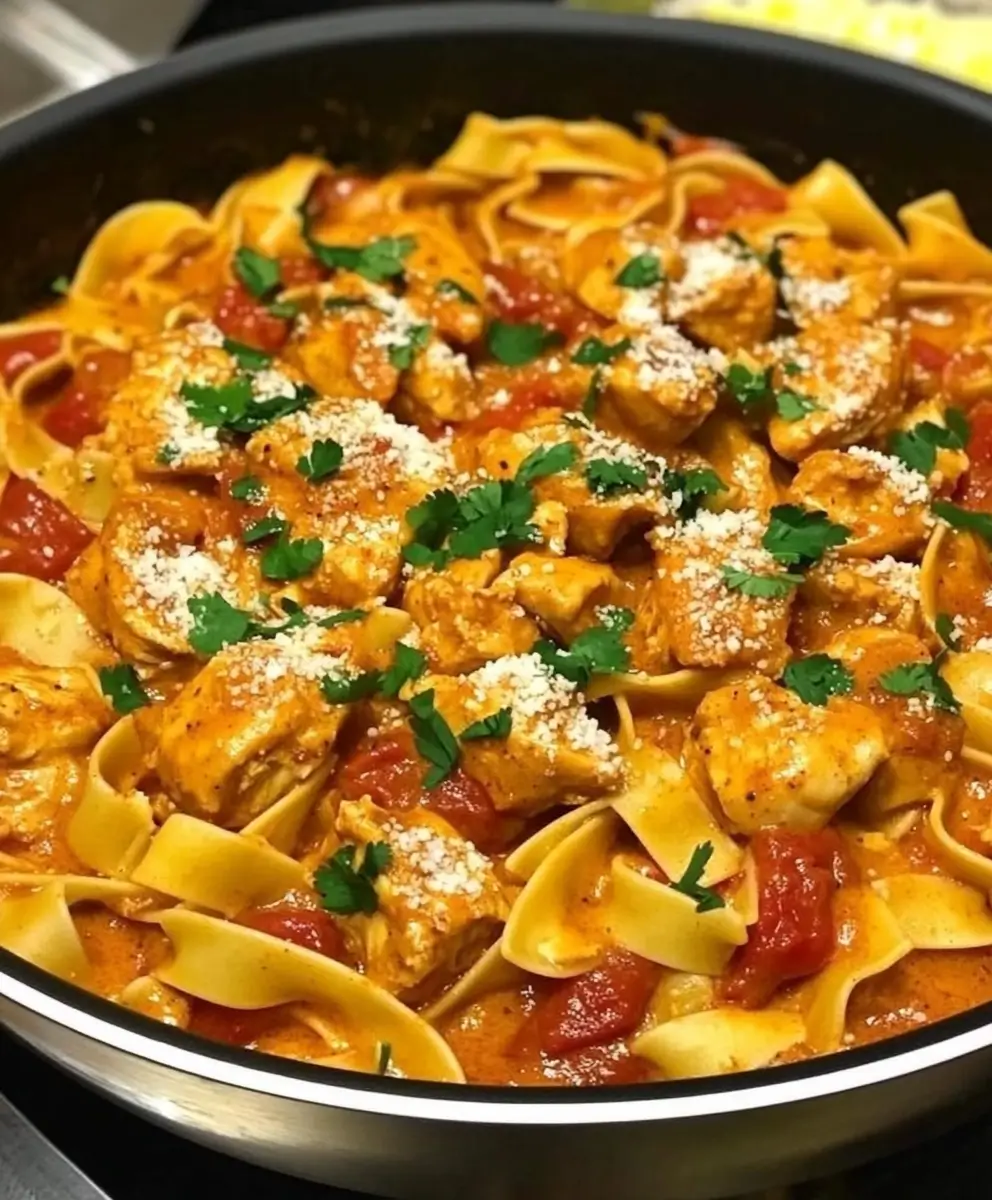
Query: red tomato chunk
468 377 566 433
188 1000 284 1048
723 829 844 1007
484 263 596 342
908 335 951 374
686 175 788 237
214 283 291 353
0 329 62 386
0 477 93 582
339 733 505 851
42 348 130 447
518 950 657 1057
237 905 345 960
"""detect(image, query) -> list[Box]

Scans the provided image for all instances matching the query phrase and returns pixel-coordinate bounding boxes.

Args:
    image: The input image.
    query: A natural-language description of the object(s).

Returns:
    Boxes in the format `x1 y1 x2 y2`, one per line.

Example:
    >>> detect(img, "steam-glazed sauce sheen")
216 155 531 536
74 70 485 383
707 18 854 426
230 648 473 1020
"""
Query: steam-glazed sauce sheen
2 113 992 1086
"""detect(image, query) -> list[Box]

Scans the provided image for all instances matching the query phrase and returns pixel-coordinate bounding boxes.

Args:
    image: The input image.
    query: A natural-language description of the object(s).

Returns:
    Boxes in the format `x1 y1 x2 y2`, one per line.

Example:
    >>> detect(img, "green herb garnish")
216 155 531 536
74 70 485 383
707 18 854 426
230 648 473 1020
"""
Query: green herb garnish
306 235 416 284
222 339 273 371
186 594 252 656
878 658 960 714
98 664 150 715
615 253 663 289
932 501 992 544
260 534 324 581
721 566 803 598
661 467 726 520
319 669 383 704
782 654 854 706
241 515 288 545
776 391 821 422
297 438 343 483
230 475 264 503
534 607 633 688
571 336 631 367
408 689 460 787
890 415 969 477
670 842 725 913
315 842 392 915
487 320 562 367
515 442 578 487
935 612 962 652
586 458 649 497
156 444 179 466
460 707 512 742
233 247 281 298
436 278 478 305
724 363 773 409
380 643 428 699
388 323 432 371
762 504 850 569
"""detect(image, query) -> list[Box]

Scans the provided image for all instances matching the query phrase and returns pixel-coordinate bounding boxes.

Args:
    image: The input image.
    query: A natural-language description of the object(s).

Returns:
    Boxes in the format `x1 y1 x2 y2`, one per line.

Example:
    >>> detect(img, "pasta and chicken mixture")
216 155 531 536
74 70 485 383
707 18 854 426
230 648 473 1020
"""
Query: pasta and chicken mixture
4 114 992 1087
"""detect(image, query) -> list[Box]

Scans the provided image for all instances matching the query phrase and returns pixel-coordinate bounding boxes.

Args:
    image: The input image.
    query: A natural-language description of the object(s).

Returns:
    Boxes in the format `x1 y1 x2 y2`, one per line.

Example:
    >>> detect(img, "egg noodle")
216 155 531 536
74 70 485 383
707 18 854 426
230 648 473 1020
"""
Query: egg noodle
1 113 992 1086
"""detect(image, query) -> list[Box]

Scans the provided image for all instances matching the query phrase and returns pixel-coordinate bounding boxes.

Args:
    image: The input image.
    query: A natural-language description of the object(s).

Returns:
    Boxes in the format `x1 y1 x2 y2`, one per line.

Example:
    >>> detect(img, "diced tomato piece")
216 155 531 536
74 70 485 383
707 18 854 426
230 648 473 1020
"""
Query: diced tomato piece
214 283 291 352
339 732 506 851
484 262 596 341
956 398 992 513
0 329 62 386
237 905 345 959
468 377 565 433
943 346 992 410
42 348 130 447
278 255 326 288
187 1000 284 1048
685 175 788 236
515 950 657 1057
722 829 844 1007
908 336 951 373
0 477 93 582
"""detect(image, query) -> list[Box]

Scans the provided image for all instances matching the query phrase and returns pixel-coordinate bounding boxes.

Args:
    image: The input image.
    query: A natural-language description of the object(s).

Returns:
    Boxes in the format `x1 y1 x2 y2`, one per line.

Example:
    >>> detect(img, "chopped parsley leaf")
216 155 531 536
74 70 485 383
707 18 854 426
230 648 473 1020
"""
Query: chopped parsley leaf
380 642 428 699
661 467 726 520
376 1042 392 1075
783 360 803 376
436 278 478 304
447 480 539 559
763 504 850 569
582 368 603 419
230 474 264 503
266 300 299 320
487 320 562 367
51 275 71 296
179 378 313 436
297 438 343 483
316 608 366 628
615 253 663 289
460 707 512 742
782 654 854 706
242 515 289 545
516 442 578 487
670 842 725 913
98 664 150 715
260 533 324 581
586 458 649 497
315 842 392 915
324 296 370 311
932 500 992 544
233 247 281 298
320 669 383 704
387 323 432 371
222 338 273 371
408 689 460 787
935 612 962 652
724 363 772 409
571 336 631 367
776 391 820 422
721 566 803 598
306 234 416 283
534 607 633 688
155 444 179 466
878 658 960 714
186 594 252 656
889 416 968 477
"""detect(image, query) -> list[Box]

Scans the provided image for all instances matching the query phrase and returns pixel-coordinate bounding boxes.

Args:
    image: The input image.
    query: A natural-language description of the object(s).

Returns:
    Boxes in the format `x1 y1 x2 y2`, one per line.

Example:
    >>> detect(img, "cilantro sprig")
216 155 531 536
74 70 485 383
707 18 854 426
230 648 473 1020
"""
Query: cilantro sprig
662 467 726 520
260 533 324 582
320 670 383 704
436 278 478 305
935 613 962 652
230 475 264 503
586 458 648 497
535 607 633 688
223 339 273 372
776 391 821 422
615 253 663 289
98 664 150 715
763 505 850 569
571 336 631 367
233 247 281 299
185 594 367 657
487 320 562 367
515 442 577 487
297 439 343 483
889 411 968 477
306 234 417 284
388 323 431 370
380 643 427 698
724 363 772 409
179 378 313 436
782 654 854 706
670 842 725 913
315 842 392 915
878 658 960 714
932 501 992 544
409 689 461 787
721 566 803 599
460 708 512 742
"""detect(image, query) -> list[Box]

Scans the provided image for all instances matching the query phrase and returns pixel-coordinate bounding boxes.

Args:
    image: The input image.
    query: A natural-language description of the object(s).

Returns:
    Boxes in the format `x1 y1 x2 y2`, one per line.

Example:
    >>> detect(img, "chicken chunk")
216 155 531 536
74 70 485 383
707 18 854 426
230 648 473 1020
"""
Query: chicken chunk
0 657 109 763
413 653 622 815
889 398 968 493
779 236 898 329
403 554 539 673
66 483 258 663
401 336 477 425
501 552 620 642
793 555 922 653
151 624 367 828
470 414 675 560
246 395 452 605
288 303 399 404
788 448 933 558
691 675 887 833
664 237 777 352
602 322 723 447
335 796 510 999
767 320 905 462
693 416 780 517
651 507 793 673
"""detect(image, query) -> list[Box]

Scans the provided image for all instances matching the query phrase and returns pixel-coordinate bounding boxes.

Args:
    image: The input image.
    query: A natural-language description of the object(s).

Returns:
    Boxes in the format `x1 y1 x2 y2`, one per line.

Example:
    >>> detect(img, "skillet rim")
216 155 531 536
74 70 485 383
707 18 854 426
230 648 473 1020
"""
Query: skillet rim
2 1 992 1122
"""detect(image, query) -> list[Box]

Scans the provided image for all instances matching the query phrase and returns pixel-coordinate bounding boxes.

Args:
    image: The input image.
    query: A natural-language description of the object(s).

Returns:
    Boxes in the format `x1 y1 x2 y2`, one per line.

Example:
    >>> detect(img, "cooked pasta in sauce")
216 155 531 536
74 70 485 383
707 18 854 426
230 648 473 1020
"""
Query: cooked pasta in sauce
3 113 992 1086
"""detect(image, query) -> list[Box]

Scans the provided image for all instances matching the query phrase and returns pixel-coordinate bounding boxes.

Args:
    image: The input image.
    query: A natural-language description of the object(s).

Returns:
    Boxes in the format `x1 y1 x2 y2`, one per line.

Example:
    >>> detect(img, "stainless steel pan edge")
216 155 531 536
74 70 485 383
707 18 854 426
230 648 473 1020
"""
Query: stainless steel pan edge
0 6 991 1196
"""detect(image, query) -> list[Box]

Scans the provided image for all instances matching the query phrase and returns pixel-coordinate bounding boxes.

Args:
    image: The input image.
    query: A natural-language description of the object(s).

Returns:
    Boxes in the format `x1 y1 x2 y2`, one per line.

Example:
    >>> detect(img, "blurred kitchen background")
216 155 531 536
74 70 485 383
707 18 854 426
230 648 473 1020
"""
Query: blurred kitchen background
0 0 988 129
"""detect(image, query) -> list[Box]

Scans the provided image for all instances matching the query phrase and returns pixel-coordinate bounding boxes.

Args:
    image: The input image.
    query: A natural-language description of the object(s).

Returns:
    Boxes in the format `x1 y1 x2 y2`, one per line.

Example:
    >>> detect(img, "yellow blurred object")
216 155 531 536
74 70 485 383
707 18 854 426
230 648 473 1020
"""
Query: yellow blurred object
664 0 992 90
